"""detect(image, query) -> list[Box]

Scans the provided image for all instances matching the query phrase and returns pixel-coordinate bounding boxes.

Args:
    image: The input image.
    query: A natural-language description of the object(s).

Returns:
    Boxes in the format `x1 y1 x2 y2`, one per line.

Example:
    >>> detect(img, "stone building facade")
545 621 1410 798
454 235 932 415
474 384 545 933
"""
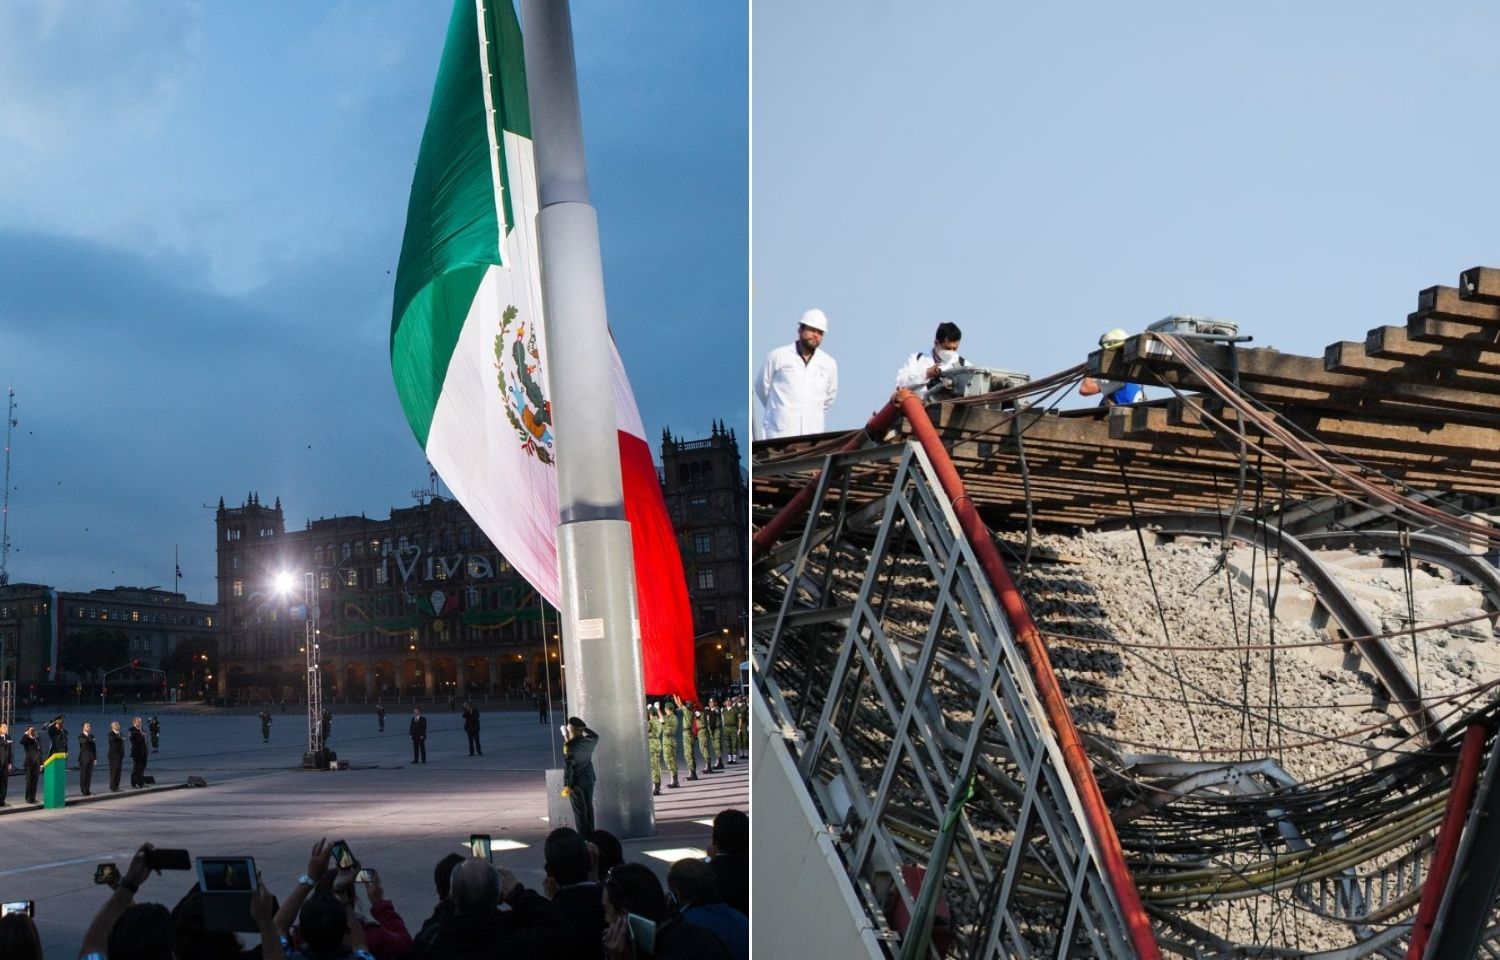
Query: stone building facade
0 582 215 693
659 421 748 686
215 493 558 702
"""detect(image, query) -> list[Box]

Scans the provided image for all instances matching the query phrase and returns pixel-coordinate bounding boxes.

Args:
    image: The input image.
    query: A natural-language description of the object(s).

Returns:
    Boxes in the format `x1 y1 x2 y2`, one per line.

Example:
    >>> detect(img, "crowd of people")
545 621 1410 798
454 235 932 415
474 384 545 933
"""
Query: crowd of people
0 808 749 960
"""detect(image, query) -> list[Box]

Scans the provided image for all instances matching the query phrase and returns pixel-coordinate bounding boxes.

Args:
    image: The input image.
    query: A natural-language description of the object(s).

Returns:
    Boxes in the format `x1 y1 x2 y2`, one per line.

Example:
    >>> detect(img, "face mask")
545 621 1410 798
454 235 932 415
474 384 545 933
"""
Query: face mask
933 348 957 364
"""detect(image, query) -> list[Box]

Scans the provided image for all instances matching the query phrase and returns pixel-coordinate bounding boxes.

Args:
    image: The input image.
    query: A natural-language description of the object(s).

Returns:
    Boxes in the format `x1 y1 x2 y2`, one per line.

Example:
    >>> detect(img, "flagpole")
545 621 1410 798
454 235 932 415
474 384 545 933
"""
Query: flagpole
520 0 654 839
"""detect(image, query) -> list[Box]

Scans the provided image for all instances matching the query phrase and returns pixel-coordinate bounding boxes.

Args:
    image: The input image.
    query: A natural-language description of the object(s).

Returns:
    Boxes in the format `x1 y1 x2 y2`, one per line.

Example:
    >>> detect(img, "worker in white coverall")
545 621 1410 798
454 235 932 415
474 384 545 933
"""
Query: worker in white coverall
894 321 965 400
755 308 838 439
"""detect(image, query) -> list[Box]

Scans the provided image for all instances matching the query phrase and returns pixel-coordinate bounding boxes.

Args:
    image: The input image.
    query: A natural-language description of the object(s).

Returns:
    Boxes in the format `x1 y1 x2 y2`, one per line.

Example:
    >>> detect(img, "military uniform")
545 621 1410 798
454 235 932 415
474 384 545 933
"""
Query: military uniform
689 707 707 778
646 706 663 795
722 700 739 765
736 697 749 758
148 716 161 752
659 704 680 788
705 701 723 770
562 721 599 836
259 711 272 742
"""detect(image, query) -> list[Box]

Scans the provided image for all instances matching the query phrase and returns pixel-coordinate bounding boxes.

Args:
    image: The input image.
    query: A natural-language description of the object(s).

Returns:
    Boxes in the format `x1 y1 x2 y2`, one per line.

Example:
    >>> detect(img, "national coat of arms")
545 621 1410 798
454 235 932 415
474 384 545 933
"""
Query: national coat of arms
495 305 554 464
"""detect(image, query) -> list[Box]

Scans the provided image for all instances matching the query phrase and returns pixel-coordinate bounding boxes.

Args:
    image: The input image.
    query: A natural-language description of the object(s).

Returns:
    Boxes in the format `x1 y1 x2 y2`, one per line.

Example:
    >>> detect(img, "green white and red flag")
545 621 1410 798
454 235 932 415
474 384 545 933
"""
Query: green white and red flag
391 0 696 699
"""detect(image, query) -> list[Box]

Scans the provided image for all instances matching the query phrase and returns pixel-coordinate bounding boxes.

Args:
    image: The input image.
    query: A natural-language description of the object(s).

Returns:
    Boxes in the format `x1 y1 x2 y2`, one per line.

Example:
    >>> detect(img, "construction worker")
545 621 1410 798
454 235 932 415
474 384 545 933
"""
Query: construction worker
659 699 681 789
755 308 838 439
1080 328 1143 405
647 702 663 796
894 322 965 400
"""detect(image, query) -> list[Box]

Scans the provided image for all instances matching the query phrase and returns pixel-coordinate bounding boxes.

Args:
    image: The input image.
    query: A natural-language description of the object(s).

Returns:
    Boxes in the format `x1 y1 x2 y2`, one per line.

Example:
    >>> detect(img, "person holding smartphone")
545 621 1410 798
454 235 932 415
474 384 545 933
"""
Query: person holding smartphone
561 717 599 836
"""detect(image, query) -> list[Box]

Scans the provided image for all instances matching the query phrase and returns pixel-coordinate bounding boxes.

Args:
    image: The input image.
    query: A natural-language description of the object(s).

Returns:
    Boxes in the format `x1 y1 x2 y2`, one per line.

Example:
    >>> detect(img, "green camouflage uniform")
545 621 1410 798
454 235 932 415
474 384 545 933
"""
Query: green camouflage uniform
694 709 711 772
722 701 738 764
647 709 662 787
659 706 679 782
735 697 748 756
705 702 723 767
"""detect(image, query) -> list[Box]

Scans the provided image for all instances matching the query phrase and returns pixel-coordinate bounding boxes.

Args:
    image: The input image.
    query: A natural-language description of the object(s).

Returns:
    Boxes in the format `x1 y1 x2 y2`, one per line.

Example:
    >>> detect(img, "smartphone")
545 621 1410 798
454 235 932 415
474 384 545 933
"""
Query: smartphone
330 839 356 870
146 848 192 871
95 863 121 886
626 913 657 954
196 857 258 933
469 834 492 862
354 868 375 883
0 901 34 918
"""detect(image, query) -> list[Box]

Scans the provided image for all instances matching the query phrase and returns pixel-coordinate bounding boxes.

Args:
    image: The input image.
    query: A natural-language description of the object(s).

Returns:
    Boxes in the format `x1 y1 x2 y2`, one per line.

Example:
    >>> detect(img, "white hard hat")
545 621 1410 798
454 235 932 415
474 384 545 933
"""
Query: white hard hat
1099 328 1129 349
800 308 829 332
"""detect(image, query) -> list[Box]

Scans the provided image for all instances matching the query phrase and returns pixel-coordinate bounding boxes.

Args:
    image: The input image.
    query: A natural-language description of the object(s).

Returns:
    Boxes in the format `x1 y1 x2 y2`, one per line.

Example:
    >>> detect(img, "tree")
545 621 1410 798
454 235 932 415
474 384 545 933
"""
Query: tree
61 628 127 681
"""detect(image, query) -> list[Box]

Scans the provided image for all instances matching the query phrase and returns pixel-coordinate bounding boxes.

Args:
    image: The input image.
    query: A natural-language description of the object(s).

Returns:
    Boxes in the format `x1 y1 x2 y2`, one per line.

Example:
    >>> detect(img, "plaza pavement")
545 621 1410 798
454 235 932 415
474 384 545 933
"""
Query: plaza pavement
0 705 748 960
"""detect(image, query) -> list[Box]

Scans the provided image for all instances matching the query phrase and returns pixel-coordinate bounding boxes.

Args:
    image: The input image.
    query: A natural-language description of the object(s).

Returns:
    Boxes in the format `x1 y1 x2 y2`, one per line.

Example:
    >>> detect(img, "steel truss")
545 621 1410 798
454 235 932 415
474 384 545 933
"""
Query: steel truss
756 439 1139 958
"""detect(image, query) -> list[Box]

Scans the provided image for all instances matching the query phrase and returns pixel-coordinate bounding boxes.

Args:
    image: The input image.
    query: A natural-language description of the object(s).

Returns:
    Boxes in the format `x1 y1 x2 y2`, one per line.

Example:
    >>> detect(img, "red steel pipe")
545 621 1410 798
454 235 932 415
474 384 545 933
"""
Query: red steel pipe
1405 722 1488 960
751 401 904 560
895 389 1162 960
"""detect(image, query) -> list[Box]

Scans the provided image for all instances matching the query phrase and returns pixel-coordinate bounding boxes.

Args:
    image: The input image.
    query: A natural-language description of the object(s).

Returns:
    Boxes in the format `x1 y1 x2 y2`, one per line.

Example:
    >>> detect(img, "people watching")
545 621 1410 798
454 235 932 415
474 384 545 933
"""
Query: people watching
408 852 464 958
667 859 747 960
584 829 624 882
601 863 730 960
0 911 42 960
541 827 604 959
53 831 741 960
707 808 749 916
406 857 568 959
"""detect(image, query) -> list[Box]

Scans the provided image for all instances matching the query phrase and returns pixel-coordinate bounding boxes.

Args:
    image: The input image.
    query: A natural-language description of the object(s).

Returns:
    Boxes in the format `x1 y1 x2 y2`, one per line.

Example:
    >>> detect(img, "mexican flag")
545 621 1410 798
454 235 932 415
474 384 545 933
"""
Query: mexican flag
391 0 697 700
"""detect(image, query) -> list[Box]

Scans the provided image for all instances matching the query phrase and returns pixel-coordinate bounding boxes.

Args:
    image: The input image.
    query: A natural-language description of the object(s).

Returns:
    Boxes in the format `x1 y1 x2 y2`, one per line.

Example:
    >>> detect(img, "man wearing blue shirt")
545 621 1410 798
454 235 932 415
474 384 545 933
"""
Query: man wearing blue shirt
1080 328 1143 405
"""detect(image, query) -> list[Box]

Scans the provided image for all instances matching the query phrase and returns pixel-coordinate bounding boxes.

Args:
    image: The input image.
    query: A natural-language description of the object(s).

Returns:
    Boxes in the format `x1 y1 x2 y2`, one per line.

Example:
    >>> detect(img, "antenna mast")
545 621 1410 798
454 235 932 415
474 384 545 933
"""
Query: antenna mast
1 387 14 586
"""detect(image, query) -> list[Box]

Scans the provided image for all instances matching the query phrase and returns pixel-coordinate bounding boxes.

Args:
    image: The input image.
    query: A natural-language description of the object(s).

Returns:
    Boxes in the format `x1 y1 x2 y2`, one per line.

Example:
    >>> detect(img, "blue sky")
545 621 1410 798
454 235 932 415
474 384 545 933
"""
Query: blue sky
0 1 746 598
752 1 1500 433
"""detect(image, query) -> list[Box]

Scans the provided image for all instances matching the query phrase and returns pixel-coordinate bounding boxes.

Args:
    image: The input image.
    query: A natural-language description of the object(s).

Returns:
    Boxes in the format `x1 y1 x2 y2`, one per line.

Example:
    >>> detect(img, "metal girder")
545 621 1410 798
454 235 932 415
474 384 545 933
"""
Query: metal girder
757 439 1139 958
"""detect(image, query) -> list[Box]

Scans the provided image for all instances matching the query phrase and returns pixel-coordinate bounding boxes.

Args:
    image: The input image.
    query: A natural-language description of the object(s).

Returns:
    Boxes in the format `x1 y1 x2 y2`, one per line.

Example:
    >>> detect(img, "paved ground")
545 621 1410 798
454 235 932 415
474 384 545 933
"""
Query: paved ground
0 706 748 959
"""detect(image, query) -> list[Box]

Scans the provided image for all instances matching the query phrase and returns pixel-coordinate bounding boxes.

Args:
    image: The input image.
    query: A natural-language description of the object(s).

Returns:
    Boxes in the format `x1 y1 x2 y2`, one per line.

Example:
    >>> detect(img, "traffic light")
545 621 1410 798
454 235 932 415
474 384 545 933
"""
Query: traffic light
132 659 140 669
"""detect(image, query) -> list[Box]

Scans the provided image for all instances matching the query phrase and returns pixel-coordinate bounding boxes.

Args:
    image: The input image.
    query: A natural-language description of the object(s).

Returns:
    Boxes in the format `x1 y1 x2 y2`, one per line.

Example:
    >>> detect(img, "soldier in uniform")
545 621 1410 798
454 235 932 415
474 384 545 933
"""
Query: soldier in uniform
721 698 738 766
21 725 40 803
684 704 702 780
107 720 125 792
646 703 663 796
736 696 749 759
561 716 599 836
694 705 715 775
376 702 386 732
659 699 680 789
319 709 332 746
706 699 724 771
77 721 97 795
0 722 13 806
148 715 161 753
259 710 273 743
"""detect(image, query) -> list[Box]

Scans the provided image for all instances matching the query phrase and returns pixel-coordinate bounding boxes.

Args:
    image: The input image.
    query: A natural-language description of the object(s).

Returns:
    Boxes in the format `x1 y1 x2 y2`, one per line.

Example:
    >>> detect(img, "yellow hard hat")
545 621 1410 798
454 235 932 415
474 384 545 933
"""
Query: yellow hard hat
1099 328 1129 349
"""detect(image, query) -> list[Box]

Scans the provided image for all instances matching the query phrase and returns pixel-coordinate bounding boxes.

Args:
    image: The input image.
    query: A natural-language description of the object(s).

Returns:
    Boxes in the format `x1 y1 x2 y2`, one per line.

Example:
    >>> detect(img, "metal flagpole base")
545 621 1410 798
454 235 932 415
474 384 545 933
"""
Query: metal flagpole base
558 519 654 839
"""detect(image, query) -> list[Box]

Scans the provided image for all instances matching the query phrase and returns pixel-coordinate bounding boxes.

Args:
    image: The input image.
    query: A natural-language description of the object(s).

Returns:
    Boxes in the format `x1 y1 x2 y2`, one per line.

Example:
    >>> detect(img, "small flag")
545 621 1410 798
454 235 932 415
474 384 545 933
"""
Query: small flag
175 565 182 580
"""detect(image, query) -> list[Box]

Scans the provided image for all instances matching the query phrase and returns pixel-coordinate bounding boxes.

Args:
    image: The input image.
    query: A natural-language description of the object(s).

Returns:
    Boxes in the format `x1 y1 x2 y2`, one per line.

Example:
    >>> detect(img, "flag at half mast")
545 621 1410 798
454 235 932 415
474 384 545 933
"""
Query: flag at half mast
390 0 697 700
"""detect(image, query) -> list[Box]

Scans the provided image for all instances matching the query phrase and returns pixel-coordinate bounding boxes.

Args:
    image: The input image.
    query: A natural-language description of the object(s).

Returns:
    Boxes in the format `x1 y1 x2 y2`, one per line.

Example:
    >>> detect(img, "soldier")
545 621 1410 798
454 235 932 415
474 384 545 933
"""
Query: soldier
659 699 680 789
319 709 332 746
561 716 599 836
46 714 68 759
148 715 161 753
376 702 386 732
736 696 749 759
705 696 723 774
259 710 273 743
685 704 703 781
646 702 663 796
721 698 738 766
77 721 97 796
0 722 12 806
695 704 715 775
